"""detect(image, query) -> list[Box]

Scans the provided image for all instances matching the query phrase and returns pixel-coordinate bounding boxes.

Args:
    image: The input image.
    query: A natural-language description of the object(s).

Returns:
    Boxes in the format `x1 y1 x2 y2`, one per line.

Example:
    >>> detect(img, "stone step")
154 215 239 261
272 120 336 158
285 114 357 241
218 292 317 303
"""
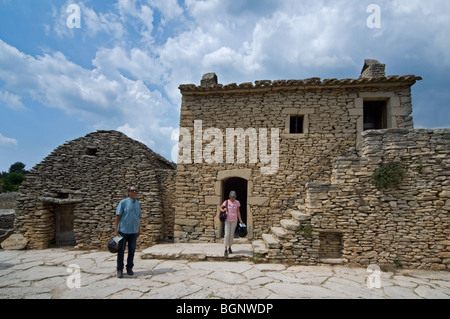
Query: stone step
319 258 345 265
262 234 281 249
280 219 300 231
271 227 289 240
290 210 311 222
141 243 254 261
252 240 268 255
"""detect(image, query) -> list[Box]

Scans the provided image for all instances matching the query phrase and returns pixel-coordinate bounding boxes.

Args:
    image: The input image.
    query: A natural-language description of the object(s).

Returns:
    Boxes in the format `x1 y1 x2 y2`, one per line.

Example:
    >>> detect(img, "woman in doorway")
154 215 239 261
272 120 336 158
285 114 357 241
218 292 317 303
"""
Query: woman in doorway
219 190 244 257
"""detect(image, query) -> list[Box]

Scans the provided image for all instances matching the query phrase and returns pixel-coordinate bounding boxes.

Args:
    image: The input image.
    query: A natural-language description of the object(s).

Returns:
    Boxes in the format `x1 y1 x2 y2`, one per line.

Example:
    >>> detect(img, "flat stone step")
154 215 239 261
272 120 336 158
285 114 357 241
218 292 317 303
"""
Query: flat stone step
290 210 311 222
252 240 268 255
319 258 345 265
271 227 289 240
262 234 281 249
280 219 300 231
141 243 254 261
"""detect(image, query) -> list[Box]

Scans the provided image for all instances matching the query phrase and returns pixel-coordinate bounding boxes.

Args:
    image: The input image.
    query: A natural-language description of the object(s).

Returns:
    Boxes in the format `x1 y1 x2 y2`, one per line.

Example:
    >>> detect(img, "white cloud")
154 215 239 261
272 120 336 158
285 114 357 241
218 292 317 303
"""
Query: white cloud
0 39 176 157
92 46 166 83
0 91 26 110
115 0 155 41
52 1 124 40
0 133 18 146
147 0 183 25
385 0 450 66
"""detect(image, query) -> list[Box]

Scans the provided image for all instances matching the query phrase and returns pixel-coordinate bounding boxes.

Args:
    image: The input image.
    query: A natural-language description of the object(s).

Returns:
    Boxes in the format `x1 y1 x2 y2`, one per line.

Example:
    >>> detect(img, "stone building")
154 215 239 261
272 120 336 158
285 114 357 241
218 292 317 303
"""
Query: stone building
14 130 176 249
174 60 450 270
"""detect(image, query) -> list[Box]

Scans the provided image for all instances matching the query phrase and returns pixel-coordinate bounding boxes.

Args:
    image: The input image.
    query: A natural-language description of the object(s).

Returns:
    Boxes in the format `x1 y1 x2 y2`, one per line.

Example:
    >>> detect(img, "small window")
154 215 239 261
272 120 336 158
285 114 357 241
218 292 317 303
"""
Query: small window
364 100 387 131
289 115 304 134
85 147 98 156
56 192 69 199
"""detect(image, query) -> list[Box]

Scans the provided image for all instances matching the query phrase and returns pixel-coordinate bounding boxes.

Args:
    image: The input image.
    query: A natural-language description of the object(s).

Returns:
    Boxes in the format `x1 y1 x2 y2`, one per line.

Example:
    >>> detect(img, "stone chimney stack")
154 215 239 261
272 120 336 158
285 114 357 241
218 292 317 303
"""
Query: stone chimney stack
201 73 218 87
360 59 386 78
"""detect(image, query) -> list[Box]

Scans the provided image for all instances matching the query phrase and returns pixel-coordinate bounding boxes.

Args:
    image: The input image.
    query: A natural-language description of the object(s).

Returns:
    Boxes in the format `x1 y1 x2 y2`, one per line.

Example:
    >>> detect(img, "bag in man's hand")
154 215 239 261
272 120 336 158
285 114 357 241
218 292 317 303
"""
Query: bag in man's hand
107 235 123 253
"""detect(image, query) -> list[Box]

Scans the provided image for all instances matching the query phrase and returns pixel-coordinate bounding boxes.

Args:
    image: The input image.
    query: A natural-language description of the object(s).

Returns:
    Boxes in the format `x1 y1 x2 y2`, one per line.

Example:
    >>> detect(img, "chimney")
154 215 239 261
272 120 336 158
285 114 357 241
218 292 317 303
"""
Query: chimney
360 59 386 78
201 73 218 87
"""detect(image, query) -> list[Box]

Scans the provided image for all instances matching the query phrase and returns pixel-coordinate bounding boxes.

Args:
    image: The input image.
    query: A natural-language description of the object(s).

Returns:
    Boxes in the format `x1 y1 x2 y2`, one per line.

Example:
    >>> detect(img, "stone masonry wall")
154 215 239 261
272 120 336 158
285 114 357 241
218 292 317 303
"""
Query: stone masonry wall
298 129 449 270
175 76 418 243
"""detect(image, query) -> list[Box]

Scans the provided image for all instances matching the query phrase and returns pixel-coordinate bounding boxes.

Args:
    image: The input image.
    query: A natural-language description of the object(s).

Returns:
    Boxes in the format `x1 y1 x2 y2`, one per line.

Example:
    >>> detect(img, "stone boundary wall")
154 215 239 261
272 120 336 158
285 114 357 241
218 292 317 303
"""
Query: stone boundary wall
0 192 18 209
308 129 450 270
0 193 17 244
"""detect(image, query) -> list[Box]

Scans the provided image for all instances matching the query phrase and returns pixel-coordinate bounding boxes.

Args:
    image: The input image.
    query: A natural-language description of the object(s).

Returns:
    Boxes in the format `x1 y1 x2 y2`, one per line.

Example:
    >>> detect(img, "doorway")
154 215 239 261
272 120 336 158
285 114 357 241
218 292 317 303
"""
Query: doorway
222 177 248 237
54 204 76 247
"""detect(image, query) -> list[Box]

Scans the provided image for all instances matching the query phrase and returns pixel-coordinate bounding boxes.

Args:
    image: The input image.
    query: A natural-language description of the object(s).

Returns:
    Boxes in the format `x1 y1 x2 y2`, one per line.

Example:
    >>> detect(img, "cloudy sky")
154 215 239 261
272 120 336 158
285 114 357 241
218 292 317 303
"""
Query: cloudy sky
0 0 449 172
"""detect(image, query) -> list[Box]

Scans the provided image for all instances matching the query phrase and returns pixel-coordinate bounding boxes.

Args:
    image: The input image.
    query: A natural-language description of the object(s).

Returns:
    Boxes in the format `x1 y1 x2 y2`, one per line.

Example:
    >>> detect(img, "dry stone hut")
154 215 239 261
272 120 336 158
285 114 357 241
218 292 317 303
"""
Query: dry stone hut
15 130 175 249
174 60 450 270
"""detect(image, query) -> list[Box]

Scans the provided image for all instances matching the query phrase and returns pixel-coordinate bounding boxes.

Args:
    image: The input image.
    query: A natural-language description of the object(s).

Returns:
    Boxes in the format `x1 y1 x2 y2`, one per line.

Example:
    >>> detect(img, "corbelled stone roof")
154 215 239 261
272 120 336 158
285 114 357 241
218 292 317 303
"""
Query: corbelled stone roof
29 130 174 175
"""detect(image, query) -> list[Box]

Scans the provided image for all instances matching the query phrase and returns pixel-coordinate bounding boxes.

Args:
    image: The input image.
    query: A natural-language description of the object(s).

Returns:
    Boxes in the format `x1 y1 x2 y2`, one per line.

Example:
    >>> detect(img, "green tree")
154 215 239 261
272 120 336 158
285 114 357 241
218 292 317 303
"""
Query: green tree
0 162 28 193
9 162 27 174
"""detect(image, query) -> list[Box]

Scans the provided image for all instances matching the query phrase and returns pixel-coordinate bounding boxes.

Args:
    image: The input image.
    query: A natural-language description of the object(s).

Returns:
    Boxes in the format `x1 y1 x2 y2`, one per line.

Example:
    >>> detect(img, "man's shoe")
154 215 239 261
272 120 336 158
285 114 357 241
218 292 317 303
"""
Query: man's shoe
228 248 233 254
127 269 134 276
117 270 123 278
224 249 228 257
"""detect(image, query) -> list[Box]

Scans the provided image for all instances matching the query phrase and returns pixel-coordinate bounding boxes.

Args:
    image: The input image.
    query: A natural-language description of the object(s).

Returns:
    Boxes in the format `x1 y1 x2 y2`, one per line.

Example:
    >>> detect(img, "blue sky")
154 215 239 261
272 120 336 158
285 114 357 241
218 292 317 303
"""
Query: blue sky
0 0 449 172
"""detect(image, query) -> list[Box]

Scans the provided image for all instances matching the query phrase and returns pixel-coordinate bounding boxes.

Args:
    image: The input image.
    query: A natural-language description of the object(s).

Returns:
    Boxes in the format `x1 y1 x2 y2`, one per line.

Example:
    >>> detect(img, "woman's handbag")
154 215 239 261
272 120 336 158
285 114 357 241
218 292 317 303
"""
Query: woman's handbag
219 211 227 222
219 200 228 222
238 224 247 237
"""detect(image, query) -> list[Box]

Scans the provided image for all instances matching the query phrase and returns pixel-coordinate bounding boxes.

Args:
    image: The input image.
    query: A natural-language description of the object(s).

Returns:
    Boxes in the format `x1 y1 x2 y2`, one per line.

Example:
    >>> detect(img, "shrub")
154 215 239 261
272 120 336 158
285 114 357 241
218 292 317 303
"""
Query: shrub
372 162 406 190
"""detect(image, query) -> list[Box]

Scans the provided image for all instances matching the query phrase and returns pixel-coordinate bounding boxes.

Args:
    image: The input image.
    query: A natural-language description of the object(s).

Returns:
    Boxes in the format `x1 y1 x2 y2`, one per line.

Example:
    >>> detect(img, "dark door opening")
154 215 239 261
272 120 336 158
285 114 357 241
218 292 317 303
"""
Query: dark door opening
222 177 248 237
54 204 76 247
364 100 387 131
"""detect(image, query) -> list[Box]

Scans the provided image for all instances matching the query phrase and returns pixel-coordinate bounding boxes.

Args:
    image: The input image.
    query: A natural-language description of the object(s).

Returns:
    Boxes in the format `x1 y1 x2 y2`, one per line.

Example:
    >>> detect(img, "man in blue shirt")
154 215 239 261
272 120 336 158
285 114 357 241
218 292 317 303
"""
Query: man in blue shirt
115 186 142 278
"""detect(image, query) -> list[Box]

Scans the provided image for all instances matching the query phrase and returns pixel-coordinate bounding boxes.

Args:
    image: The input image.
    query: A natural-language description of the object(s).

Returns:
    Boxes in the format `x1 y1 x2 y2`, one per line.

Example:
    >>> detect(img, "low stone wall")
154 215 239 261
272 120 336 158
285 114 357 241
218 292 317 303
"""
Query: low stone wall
0 193 16 244
332 128 450 270
0 192 17 209
0 209 15 244
268 129 450 270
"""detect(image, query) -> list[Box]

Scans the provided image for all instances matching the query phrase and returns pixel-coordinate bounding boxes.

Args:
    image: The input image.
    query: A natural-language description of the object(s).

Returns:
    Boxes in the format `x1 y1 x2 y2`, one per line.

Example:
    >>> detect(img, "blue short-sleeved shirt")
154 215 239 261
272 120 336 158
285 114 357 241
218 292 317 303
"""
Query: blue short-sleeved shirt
116 197 142 234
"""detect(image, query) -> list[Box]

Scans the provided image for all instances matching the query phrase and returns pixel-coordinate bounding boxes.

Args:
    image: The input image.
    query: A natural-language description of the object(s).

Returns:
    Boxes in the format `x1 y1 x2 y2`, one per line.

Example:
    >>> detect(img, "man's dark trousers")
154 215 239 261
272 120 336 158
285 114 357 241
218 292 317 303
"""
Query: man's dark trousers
117 233 138 272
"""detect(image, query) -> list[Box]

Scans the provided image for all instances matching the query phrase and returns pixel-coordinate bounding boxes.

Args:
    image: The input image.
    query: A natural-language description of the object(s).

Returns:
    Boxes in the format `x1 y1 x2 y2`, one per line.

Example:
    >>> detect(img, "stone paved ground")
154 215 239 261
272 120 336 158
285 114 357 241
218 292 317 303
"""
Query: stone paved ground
0 247 449 299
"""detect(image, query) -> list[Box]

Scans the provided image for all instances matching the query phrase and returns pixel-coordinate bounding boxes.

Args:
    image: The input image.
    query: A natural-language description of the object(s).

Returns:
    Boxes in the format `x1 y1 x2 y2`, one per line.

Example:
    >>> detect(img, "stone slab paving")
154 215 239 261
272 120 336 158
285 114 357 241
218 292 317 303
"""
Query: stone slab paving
1 247 449 299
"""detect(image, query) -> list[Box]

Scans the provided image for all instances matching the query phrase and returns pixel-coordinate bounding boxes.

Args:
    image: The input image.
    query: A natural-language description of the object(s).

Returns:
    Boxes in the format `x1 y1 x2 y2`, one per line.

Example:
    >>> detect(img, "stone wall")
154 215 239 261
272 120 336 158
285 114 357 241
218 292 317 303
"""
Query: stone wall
0 193 17 244
0 192 17 209
175 72 420 243
264 129 450 270
15 130 175 249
